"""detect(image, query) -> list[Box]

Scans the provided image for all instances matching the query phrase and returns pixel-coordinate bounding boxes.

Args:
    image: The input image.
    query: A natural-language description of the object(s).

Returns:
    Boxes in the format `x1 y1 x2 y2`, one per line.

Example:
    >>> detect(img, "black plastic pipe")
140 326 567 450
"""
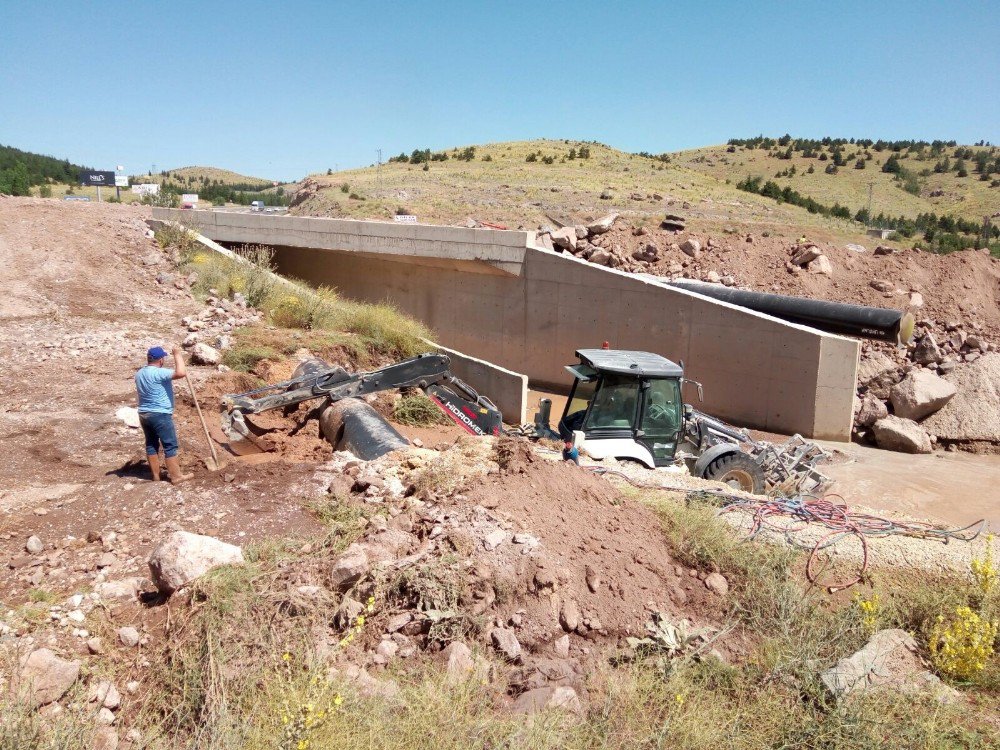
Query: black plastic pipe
667 280 915 344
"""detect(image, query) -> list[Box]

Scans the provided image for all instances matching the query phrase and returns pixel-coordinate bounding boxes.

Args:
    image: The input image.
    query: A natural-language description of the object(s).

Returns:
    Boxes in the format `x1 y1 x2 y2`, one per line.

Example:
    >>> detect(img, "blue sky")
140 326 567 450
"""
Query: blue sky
2 0 997 182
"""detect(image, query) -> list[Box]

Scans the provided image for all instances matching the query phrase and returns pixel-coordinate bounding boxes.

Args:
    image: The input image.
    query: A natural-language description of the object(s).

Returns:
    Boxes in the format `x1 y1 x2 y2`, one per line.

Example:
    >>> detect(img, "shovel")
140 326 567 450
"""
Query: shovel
186 376 221 471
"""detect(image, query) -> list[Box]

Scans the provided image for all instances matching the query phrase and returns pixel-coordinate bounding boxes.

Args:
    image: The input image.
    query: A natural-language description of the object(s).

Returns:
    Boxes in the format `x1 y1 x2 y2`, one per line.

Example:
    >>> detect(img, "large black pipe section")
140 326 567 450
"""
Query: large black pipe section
291 359 409 460
667 280 915 344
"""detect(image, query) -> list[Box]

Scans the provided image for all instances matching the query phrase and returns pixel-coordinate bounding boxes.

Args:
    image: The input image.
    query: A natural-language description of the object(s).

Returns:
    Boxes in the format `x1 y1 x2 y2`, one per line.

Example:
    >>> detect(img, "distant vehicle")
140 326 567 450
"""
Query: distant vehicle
181 202 196 210
250 201 265 212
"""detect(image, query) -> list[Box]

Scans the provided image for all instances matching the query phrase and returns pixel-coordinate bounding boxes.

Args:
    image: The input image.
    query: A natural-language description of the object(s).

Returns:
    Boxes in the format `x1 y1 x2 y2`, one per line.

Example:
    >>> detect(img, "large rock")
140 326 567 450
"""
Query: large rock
586 213 617 235
791 245 823 266
857 351 902 400
190 343 222 366
512 685 583 715
490 627 522 662
911 333 943 365
588 249 612 266
16 648 81 707
328 543 370 591
872 416 932 454
855 394 888 428
680 238 701 259
147 531 244 595
443 641 476 684
924 353 1000 442
549 226 577 252
889 370 957 421
820 629 955 702
807 255 833 276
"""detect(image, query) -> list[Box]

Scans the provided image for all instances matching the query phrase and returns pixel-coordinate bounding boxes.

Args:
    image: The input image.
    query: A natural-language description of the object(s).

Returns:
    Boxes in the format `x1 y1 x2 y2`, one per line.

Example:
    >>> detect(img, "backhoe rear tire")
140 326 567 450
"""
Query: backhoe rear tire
702 452 765 494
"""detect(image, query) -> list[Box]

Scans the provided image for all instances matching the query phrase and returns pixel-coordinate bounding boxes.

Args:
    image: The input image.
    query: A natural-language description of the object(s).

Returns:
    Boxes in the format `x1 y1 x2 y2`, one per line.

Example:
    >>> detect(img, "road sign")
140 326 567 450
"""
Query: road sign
114 174 129 187
79 170 115 187
393 214 417 223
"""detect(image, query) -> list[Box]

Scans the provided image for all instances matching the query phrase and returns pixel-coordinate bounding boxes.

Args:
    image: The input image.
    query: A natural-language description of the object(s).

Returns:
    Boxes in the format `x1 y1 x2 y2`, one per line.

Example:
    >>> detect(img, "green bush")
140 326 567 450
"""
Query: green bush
38 184 52 198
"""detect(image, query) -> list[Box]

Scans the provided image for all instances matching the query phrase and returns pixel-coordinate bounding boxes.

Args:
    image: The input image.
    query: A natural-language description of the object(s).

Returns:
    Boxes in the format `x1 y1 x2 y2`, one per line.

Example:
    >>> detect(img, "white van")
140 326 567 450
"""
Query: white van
250 201 265 212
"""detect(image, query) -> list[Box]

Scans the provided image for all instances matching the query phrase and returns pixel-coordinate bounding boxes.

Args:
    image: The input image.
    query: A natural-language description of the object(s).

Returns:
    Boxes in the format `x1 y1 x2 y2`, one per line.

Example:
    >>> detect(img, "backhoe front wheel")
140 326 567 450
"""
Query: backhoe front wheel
702 452 765 494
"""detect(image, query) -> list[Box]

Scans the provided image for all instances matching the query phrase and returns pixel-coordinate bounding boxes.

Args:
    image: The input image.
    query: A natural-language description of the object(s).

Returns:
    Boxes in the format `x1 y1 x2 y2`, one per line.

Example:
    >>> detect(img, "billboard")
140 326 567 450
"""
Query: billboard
114 174 129 187
79 170 116 187
132 184 159 197
181 193 198 204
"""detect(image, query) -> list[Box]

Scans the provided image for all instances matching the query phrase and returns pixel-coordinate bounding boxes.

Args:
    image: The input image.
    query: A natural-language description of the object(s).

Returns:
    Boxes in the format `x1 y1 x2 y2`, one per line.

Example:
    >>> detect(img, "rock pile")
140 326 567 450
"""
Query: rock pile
854 323 997 453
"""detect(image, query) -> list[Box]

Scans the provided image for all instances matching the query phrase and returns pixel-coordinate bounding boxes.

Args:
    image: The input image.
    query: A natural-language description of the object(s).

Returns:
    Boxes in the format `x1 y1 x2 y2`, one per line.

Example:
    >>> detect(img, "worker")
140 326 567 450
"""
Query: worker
562 438 580 466
136 345 193 483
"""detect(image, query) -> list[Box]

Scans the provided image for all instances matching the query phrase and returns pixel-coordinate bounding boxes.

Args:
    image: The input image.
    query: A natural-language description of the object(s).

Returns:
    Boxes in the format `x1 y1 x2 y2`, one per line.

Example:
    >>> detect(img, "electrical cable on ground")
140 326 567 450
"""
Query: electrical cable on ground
584 465 986 592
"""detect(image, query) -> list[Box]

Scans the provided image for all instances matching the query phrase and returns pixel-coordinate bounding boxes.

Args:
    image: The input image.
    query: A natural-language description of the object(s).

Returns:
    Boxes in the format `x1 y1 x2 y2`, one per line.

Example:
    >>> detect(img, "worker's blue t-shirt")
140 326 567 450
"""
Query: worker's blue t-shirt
135 366 175 414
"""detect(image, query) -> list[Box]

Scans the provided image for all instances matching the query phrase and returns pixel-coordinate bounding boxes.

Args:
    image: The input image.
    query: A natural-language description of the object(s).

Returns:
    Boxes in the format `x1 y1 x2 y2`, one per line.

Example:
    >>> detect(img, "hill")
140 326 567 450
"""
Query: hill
289 138 996 253
0 144 92 196
674 136 999 226
131 165 278 189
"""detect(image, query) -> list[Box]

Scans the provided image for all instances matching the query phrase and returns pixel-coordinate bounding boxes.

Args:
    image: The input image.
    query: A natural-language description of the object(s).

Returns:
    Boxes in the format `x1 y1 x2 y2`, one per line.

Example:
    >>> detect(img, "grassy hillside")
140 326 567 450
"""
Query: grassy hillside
293 140 889 244
674 137 999 224
132 166 278 188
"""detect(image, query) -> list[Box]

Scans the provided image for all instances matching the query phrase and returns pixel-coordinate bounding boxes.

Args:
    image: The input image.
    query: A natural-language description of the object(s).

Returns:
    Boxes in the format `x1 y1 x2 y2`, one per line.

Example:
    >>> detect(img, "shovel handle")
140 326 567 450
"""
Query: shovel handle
187 376 220 470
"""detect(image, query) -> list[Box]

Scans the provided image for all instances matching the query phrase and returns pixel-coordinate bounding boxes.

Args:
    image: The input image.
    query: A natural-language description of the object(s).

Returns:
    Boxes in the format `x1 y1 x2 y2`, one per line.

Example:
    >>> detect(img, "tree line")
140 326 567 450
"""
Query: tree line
0 144 93 196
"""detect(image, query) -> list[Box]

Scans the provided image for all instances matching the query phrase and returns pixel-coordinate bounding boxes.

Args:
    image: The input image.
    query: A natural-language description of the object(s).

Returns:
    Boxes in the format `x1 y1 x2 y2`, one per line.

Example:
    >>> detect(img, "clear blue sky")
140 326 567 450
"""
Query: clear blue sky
2 0 998 182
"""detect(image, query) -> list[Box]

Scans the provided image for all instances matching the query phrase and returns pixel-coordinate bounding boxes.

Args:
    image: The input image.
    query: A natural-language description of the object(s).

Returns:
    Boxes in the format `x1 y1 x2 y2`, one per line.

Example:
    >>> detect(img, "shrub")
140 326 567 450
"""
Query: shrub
929 606 998 680
340 183 349 193
525 153 538 163
38 184 52 198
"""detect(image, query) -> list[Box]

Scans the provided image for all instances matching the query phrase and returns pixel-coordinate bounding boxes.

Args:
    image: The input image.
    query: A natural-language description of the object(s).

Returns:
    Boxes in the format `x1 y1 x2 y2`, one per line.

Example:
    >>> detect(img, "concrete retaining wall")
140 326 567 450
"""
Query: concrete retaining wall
153 209 859 439
425 340 528 424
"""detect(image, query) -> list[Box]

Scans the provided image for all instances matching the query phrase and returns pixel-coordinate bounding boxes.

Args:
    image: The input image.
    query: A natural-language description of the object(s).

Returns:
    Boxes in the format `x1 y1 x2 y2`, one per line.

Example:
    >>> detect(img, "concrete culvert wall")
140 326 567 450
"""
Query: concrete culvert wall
154 209 859 440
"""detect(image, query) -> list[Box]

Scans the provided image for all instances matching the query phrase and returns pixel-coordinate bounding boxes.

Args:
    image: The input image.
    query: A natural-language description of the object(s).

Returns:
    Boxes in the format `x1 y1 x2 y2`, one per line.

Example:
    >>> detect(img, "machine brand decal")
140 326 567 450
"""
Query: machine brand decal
430 396 485 436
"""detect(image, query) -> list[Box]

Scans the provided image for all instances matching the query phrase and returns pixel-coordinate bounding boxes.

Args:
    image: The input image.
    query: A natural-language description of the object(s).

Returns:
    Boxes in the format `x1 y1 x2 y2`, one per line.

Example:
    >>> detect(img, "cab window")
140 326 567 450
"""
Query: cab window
584 373 640 430
641 378 681 434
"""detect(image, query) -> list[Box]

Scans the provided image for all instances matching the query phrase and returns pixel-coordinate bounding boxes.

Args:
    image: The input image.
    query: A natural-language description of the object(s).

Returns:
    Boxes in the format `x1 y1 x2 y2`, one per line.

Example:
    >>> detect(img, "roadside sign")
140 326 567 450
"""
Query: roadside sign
79 170 115 187
393 214 417 223
114 174 129 187
133 184 159 197
63 196 91 201
181 193 199 204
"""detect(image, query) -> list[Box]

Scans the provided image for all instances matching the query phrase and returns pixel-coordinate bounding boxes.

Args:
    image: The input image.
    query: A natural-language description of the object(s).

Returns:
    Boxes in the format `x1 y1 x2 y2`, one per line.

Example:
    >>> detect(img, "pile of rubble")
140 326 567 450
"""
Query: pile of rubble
856 334 1000 453
177 292 262 366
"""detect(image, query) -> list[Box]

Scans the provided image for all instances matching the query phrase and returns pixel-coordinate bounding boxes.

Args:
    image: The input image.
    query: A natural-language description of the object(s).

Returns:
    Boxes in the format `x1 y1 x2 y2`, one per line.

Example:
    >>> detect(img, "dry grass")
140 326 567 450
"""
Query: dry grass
392 393 449 427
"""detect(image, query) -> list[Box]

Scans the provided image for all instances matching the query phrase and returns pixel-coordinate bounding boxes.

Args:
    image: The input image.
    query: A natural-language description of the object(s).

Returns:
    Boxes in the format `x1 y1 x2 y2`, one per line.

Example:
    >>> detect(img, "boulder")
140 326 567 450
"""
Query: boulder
588 249 612 266
680 238 701 259
705 270 721 284
872 416 932 454
587 213 617 235
16 648 81 707
791 246 823 266
661 214 686 231
807 255 833 276
147 531 244 595
549 226 577 252
911 333 943 366
328 543 370 591
25 535 43 554
442 641 476 684
190 343 222 366
820 629 956 702
845 243 867 253
631 243 659 262
574 225 588 239
857 351 901 399
490 627 522 662
855 394 888 428
889 370 957 421
118 627 141 647
870 279 894 293
704 572 729 597
512 686 583 715
873 245 895 256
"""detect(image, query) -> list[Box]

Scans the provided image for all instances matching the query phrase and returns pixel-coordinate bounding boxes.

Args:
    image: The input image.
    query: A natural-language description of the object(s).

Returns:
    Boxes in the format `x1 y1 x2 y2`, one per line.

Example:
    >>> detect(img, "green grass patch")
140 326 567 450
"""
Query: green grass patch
392 393 448 427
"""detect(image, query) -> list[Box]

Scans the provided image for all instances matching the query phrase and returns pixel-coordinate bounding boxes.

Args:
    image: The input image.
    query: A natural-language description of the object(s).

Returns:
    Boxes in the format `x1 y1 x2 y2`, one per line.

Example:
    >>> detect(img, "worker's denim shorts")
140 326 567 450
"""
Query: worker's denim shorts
139 411 179 458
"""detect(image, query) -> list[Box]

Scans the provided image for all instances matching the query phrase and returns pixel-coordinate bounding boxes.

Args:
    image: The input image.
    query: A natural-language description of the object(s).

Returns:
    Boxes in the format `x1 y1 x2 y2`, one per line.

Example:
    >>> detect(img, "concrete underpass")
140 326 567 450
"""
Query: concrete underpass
153 208 860 440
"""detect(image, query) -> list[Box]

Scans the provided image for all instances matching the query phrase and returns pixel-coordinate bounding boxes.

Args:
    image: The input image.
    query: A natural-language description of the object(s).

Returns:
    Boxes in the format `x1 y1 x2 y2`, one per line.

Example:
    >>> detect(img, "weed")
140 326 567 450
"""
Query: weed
392 393 447 427
971 533 997 598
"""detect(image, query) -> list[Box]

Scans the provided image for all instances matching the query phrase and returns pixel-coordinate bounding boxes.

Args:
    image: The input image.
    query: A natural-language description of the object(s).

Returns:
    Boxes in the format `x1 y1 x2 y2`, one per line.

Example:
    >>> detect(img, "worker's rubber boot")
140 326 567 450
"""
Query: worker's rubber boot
164 456 193 485
148 453 162 481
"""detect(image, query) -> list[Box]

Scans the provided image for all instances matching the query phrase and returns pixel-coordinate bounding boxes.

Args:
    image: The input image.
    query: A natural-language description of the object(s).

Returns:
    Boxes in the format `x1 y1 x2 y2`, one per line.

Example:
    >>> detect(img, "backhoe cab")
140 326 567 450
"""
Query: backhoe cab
556 349 768 494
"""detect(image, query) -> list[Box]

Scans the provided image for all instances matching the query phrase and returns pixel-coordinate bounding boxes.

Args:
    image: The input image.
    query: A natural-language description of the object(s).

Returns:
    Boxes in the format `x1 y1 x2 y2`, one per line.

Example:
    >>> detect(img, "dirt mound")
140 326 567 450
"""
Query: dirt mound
467 440 719 644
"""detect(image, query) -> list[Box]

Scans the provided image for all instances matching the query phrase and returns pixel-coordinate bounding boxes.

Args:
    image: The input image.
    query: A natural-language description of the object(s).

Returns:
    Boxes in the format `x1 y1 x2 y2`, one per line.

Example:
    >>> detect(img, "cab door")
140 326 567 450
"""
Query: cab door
636 378 683 466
